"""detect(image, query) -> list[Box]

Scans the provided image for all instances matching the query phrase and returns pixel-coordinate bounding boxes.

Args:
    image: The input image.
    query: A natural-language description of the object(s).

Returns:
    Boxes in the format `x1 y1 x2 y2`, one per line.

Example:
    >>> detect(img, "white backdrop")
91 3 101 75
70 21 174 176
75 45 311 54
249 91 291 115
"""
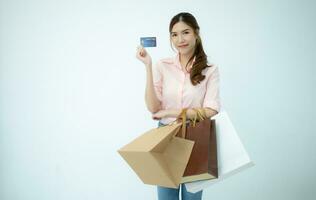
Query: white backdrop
1 0 316 199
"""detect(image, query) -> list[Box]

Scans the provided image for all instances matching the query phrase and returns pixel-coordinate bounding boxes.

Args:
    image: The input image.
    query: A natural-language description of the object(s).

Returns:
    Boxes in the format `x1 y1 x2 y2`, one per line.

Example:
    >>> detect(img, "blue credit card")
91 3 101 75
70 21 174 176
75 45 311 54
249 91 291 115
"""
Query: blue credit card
140 37 157 47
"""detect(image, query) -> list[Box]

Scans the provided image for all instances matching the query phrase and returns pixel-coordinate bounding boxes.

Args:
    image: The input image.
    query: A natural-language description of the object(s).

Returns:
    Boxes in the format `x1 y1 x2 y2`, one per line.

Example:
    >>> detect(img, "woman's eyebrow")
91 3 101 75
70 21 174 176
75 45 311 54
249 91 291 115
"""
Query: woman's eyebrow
171 29 190 34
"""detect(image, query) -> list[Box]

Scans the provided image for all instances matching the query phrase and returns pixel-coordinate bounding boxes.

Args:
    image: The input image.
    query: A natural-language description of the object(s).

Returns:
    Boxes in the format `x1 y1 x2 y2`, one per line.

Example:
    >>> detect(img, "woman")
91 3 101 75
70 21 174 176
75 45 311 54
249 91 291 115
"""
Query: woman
136 12 220 200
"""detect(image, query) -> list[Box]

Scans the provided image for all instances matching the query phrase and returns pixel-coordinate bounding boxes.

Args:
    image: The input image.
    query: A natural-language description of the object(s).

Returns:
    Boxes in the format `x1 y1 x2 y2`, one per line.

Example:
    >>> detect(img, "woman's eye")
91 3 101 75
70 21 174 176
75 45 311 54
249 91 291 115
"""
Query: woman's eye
184 32 189 34
172 34 177 37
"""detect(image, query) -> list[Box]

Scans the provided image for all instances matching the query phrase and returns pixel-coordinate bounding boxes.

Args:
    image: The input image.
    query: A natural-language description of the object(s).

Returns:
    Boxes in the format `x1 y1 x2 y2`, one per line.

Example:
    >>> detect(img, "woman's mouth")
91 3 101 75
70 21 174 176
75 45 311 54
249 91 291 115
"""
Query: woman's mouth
178 44 189 48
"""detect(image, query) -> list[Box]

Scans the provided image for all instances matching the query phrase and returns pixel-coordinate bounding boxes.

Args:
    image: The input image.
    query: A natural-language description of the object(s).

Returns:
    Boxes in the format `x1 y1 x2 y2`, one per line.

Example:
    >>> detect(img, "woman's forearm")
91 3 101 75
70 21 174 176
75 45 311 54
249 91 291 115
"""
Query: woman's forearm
144 64 161 113
166 107 218 119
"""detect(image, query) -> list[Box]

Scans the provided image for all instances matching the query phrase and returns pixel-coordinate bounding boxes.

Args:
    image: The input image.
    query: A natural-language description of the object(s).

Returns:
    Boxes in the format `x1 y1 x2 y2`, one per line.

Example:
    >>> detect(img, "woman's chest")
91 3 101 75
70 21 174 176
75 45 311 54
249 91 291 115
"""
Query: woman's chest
162 68 208 100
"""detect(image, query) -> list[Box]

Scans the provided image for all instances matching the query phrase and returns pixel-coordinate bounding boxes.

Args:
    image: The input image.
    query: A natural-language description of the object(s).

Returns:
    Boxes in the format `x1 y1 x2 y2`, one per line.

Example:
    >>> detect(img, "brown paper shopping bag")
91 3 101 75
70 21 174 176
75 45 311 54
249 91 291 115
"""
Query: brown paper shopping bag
176 108 218 183
118 122 194 188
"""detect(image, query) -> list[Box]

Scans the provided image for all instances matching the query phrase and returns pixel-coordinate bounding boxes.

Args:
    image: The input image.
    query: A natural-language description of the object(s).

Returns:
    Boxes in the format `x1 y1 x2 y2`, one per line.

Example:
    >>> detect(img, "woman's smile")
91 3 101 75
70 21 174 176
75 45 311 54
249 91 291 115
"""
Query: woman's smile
178 44 189 48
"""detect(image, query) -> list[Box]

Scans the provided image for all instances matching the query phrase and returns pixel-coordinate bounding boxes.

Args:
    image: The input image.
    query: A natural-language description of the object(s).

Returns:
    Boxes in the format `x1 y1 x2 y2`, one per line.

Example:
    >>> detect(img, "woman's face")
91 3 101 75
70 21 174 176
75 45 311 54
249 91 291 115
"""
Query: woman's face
170 21 197 56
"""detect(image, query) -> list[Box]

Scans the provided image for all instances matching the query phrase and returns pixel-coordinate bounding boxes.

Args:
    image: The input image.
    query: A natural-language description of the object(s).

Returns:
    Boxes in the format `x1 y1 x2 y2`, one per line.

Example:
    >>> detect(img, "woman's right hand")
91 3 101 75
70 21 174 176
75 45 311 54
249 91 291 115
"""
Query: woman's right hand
136 45 152 66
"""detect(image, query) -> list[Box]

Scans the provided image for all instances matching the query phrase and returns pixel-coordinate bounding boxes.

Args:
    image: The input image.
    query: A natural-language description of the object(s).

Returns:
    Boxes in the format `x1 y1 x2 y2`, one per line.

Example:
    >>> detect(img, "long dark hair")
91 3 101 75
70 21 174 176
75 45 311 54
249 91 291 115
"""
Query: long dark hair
169 12 212 85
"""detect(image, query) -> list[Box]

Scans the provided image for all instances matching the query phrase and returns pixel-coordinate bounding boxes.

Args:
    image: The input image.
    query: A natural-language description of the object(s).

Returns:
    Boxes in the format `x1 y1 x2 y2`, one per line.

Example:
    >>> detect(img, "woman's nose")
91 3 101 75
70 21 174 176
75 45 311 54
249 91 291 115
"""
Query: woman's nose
178 35 184 43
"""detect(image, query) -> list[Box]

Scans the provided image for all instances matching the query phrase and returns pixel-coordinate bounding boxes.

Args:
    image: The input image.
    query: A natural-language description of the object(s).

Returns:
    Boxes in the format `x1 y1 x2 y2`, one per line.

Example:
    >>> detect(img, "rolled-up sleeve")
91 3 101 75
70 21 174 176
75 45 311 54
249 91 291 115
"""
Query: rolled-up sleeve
203 65 221 112
152 61 163 101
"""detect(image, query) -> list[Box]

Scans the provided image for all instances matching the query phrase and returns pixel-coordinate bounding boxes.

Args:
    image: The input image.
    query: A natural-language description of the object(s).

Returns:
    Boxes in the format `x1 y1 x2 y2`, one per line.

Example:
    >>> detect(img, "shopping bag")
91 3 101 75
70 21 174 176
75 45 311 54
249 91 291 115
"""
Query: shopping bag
185 111 255 193
176 108 218 183
118 122 195 188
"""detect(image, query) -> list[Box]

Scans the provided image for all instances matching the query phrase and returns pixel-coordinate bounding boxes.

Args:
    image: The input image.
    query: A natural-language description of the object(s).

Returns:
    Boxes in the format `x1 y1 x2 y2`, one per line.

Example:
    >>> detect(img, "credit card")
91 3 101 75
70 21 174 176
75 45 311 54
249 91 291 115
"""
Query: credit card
140 37 157 47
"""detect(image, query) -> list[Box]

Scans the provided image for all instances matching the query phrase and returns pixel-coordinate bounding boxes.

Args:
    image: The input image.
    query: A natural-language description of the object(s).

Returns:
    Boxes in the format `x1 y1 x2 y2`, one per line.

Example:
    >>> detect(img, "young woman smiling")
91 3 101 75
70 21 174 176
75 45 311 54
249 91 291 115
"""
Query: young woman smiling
136 12 221 200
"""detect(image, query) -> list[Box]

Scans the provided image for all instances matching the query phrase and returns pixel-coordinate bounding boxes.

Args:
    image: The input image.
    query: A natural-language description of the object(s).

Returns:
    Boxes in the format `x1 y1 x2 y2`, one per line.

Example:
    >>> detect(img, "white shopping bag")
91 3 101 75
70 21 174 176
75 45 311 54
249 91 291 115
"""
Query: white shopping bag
185 111 255 193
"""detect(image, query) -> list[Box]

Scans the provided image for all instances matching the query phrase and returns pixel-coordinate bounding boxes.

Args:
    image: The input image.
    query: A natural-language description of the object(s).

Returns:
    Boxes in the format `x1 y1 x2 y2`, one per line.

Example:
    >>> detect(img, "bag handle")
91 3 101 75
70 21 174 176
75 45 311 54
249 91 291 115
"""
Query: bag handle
191 108 207 127
179 108 188 138
177 108 206 137
169 108 207 137
166 108 188 138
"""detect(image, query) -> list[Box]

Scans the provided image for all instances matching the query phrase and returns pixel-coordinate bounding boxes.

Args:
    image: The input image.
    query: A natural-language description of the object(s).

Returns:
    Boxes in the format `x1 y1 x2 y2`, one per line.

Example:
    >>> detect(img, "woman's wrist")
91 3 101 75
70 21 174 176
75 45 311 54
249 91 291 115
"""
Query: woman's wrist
145 62 152 68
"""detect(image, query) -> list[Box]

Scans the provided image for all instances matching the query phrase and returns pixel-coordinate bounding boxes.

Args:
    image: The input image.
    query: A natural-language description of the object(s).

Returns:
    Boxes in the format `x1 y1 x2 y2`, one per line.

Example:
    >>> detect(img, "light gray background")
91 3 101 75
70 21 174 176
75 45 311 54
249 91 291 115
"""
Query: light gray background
1 0 315 199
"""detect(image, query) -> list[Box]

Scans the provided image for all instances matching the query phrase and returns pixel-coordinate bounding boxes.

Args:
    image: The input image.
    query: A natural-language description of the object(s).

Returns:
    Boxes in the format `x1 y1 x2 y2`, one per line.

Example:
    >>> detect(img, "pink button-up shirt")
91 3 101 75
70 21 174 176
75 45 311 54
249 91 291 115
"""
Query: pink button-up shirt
152 53 221 124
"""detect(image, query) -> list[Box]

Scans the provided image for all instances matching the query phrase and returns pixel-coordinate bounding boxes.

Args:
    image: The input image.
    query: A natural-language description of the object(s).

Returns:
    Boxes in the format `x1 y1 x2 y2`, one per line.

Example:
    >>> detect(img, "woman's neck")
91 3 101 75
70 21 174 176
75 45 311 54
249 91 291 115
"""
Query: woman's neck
179 52 194 70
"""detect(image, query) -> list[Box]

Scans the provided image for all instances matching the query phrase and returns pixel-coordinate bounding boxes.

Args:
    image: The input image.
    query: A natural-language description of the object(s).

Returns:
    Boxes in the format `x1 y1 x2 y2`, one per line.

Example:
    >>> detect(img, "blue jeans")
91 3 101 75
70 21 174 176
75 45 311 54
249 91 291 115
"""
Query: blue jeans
157 121 203 200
